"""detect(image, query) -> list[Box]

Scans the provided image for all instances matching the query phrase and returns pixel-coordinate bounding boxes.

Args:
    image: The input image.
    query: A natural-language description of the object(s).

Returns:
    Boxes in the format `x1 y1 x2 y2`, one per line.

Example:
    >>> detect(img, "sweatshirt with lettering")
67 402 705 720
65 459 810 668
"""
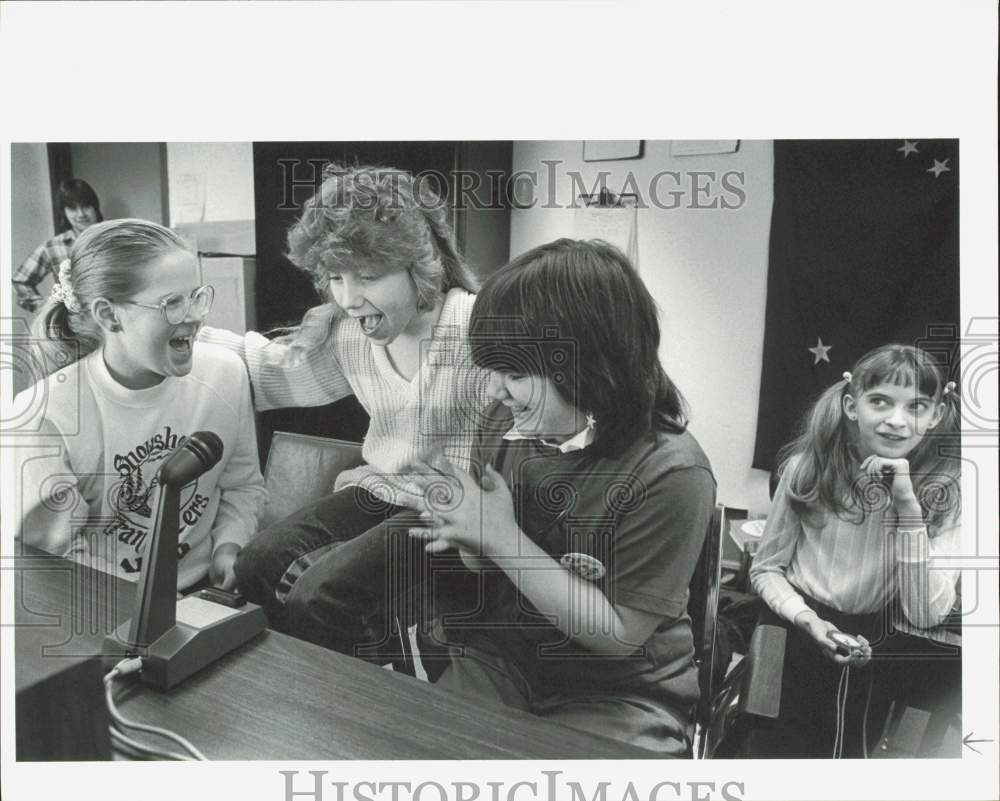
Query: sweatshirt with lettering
13 343 266 590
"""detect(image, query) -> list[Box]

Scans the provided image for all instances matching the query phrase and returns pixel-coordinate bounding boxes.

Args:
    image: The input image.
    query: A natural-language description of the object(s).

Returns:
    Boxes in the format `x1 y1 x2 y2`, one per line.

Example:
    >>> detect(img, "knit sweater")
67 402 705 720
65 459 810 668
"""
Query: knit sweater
13 344 267 590
200 288 492 506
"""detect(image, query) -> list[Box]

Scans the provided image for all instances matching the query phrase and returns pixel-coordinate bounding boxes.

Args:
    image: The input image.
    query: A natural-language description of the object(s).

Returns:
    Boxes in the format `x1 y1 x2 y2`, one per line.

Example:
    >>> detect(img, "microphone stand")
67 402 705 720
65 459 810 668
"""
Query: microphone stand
128 481 181 648
104 438 266 690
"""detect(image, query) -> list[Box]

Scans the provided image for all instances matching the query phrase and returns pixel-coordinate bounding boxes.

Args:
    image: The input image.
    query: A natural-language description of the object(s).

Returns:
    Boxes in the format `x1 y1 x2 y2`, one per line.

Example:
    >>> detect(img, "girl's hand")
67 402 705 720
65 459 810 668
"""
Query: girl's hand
407 458 520 557
794 610 872 667
860 454 921 517
210 543 241 590
281 304 336 367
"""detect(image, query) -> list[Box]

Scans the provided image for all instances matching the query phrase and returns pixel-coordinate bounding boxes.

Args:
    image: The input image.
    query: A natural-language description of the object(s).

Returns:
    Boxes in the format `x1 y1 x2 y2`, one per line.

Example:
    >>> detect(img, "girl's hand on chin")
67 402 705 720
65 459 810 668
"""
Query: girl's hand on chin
860 454 920 516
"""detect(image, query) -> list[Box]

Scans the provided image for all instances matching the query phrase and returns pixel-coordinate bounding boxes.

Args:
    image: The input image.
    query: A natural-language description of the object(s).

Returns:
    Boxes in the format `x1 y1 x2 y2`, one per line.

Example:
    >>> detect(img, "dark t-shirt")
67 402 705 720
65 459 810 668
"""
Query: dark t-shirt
441 403 716 713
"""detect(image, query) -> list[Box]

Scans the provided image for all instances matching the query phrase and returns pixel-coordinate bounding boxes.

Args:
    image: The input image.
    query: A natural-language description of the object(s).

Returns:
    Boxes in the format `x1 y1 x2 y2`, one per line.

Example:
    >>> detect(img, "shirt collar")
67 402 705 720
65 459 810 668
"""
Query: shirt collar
502 424 594 453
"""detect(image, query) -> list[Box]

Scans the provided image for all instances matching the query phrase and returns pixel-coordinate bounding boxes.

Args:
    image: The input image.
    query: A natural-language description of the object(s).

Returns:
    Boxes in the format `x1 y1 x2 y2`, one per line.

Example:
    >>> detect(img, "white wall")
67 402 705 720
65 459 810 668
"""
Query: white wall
10 144 53 270
70 142 166 224
166 143 255 255
166 142 254 225
9 144 54 393
510 140 774 513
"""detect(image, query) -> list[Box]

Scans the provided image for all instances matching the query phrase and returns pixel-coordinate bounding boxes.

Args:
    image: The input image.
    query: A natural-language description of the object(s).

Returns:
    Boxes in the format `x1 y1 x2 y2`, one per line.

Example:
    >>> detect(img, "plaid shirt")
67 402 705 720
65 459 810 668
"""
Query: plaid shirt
12 229 77 311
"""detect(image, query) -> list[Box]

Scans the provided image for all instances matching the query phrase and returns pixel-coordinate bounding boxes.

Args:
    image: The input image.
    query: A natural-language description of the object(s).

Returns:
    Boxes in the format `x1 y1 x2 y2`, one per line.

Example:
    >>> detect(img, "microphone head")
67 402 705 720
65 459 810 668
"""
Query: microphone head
158 431 225 487
185 431 224 469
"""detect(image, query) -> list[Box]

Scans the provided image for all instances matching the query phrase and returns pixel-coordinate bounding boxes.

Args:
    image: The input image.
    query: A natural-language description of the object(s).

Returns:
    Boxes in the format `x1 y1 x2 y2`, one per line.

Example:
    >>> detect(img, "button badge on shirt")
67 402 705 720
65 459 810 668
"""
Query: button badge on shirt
560 552 606 581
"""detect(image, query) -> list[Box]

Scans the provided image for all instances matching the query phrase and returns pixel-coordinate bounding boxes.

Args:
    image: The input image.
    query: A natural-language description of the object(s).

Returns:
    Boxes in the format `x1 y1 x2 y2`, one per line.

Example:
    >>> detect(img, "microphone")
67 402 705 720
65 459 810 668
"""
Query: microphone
105 430 266 688
159 431 224 487
127 432 224 648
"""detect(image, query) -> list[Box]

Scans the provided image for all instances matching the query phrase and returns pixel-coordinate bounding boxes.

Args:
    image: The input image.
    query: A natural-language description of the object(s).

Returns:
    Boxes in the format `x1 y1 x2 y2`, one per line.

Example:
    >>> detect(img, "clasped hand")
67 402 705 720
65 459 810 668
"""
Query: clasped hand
860 454 921 516
403 456 519 557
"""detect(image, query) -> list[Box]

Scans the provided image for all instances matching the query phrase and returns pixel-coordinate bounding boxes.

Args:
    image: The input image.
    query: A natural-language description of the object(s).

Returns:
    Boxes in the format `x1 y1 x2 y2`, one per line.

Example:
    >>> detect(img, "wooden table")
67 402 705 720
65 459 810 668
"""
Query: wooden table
11 551 652 760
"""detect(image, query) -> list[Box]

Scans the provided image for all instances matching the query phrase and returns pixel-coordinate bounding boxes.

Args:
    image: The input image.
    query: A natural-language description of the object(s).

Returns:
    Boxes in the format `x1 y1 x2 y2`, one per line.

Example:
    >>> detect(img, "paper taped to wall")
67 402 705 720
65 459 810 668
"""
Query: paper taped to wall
572 205 639 268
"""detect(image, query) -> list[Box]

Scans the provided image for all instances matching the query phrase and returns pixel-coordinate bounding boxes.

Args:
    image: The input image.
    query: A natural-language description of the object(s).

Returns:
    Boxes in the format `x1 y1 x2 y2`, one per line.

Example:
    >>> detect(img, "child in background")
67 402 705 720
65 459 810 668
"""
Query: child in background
14 219 266 591
200 164 491 657
12 177 103 312
750 344 962 757
406 239 716 756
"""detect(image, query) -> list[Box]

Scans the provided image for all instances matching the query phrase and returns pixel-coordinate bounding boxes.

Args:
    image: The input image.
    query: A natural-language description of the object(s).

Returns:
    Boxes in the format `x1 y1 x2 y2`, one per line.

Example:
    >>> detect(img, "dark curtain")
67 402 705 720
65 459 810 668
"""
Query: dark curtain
46 143 73 233
753 140 960 472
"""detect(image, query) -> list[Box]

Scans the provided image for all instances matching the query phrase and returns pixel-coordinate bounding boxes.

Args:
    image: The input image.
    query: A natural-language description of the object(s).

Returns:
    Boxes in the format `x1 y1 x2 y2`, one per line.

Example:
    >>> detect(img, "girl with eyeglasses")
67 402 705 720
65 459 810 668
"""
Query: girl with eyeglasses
14 219 266 592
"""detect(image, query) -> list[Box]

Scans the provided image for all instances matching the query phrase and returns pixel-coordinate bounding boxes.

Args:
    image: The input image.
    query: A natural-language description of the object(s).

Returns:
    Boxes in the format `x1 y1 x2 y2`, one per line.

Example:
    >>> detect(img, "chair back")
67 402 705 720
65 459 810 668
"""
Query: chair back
689 504 725 753
260 431 365 529
259 431 415 674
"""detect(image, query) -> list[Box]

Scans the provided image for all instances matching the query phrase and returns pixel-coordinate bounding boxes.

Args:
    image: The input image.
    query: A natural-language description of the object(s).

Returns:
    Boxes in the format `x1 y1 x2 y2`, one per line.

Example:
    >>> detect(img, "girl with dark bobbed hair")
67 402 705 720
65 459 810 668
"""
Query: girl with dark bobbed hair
57 178 104 224
406 239 716 756
468 237 688 457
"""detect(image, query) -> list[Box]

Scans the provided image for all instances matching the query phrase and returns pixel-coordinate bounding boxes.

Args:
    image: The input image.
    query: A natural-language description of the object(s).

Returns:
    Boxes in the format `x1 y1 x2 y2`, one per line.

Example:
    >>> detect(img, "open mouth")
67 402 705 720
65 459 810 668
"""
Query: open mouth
169 334 194 354
359 314 384 335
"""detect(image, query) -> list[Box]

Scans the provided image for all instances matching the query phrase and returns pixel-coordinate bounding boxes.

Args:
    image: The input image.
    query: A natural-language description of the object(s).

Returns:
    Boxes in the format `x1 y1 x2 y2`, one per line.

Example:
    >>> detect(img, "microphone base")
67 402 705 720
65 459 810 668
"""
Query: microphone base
104 596 267 690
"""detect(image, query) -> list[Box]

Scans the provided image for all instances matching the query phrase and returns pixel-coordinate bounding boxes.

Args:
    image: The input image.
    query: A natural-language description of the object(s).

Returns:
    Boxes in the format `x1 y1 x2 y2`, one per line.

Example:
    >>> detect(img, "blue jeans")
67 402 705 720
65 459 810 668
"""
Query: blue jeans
234 486 429 660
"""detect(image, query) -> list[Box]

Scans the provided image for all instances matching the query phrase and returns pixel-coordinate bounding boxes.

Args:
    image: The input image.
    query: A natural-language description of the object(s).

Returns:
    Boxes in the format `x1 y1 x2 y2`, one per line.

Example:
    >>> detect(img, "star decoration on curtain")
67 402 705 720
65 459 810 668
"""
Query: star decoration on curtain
808 337 832 364
898 140 919 158
928 158 951 178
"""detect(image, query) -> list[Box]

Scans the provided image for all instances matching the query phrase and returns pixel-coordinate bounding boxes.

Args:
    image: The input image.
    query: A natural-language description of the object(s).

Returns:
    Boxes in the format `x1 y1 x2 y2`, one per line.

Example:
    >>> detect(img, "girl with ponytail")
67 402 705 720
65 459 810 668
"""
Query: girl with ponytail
750 343 962 757
16 219 265 592
200 164 492 660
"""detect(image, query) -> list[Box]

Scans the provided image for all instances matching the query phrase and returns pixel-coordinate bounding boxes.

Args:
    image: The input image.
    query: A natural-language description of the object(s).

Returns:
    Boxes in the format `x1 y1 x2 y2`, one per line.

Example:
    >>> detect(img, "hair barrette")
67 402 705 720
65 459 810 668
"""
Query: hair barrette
842 371 852 383
943 380 956 396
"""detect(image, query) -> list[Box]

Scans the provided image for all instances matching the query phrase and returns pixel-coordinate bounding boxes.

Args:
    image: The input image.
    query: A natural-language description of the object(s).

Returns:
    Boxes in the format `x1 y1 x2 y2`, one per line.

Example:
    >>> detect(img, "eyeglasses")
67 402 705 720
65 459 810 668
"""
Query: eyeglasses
120 285 215 325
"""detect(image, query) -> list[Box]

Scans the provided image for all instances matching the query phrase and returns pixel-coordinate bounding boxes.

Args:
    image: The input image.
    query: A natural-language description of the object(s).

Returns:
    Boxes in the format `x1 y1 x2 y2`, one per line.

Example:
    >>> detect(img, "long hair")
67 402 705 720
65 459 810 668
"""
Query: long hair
469 238 688 459
30 219 191 375
779 344 961 527
58 178 103 222
287 163 477 311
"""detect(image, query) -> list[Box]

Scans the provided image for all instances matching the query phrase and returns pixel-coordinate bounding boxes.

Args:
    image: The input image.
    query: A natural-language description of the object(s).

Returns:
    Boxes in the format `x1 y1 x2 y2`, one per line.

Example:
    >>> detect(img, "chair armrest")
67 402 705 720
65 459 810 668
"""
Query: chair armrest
738 623 786 719
702 622 786 757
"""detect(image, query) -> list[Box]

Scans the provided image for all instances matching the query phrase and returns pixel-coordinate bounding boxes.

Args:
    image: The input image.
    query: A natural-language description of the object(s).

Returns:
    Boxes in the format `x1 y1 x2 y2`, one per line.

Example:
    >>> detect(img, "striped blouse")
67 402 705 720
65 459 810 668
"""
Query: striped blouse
750 457 961 631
